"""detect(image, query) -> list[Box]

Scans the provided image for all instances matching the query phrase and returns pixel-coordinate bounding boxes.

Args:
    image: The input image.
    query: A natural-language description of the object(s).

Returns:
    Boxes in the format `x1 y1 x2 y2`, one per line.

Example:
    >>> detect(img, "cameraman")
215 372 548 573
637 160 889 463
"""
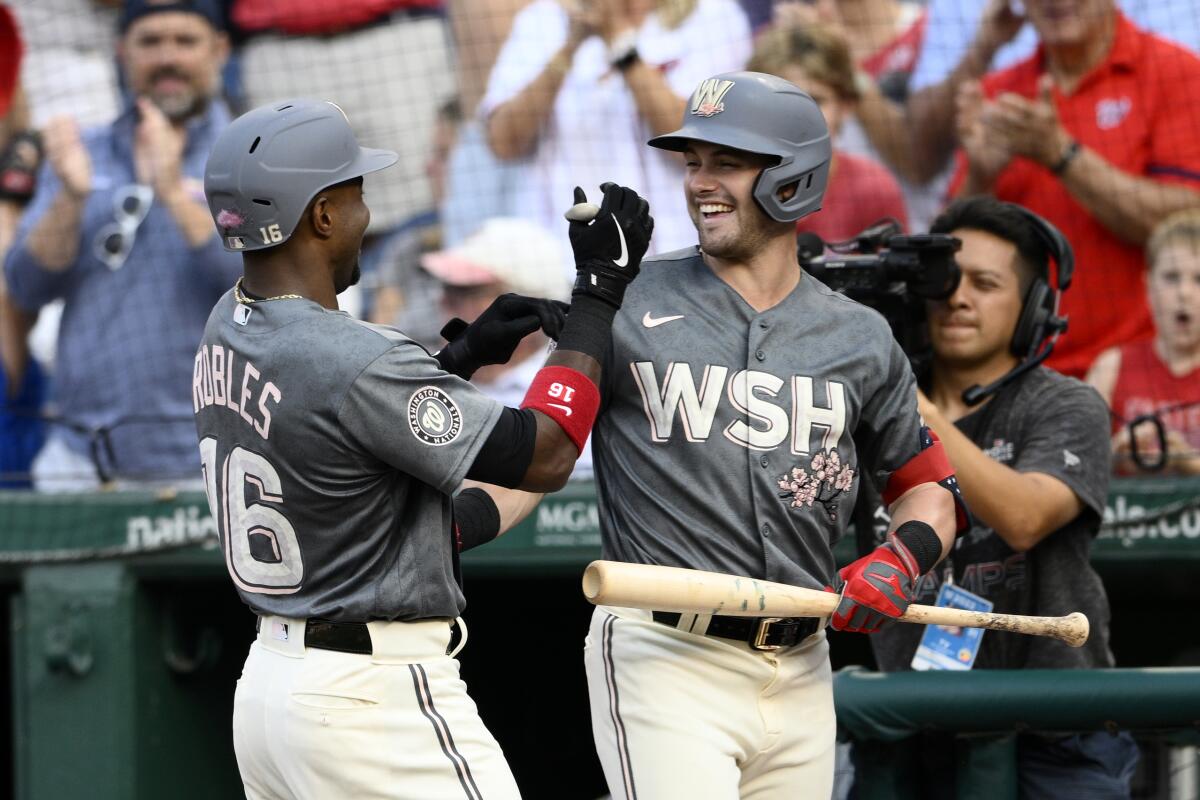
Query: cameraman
866 197 1137 798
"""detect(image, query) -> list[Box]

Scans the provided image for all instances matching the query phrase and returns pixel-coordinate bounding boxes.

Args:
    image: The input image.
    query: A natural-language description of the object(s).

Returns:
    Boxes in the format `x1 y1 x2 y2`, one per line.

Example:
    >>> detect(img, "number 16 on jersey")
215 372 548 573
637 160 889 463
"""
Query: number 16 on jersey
199 437 305 594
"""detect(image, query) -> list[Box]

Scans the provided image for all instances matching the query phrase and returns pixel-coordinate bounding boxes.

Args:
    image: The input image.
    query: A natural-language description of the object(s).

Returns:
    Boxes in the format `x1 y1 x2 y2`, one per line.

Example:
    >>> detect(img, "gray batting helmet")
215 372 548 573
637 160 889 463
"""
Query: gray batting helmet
204 99 398 252
648 71 832 223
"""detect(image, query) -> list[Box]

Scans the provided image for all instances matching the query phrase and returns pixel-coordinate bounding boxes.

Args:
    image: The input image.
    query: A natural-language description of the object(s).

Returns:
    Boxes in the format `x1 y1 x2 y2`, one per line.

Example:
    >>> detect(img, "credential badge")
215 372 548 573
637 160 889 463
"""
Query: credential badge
408 386 463 446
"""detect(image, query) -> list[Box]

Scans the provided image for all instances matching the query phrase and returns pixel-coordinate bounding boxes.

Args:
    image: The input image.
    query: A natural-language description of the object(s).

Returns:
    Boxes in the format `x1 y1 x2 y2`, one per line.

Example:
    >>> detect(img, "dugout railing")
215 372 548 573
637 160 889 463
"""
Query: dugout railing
837 666 1200 800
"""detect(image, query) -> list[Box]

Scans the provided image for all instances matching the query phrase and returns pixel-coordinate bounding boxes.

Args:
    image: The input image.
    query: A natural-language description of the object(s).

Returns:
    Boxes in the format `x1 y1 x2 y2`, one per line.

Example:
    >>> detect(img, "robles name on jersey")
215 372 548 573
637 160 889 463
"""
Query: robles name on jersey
193 343 282 440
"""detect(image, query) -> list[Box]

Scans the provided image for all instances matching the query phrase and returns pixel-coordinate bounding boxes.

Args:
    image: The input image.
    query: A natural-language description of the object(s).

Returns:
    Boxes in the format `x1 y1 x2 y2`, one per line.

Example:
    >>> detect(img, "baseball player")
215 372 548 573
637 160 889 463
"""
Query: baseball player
194 99 652 799
582 71 968 798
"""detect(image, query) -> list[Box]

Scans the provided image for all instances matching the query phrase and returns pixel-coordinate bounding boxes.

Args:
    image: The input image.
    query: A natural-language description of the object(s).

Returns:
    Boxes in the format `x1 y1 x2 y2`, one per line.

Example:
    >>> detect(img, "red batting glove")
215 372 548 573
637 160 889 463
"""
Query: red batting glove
829 537 919 634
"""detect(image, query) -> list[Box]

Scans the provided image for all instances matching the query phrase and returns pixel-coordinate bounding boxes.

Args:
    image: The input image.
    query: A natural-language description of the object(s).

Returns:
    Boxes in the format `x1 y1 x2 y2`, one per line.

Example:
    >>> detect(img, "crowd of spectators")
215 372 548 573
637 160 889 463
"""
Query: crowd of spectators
1 0 1199 490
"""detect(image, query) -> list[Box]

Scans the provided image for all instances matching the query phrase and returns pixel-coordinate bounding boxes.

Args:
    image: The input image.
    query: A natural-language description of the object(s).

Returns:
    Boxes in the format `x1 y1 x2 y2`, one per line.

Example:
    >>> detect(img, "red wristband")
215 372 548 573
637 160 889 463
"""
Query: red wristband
521 366 600 452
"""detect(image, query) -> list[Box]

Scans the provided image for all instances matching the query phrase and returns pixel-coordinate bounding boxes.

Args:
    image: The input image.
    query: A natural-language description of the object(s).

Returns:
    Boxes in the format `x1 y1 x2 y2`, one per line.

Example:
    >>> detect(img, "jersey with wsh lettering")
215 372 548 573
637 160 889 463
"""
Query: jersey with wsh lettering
592 247 927 590
192 291 502 622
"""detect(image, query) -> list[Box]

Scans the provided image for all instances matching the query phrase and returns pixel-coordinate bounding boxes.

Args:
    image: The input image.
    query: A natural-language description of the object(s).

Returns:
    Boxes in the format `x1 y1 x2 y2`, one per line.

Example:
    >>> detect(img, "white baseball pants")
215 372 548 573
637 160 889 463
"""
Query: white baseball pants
234 616 521 800
584 606 836 800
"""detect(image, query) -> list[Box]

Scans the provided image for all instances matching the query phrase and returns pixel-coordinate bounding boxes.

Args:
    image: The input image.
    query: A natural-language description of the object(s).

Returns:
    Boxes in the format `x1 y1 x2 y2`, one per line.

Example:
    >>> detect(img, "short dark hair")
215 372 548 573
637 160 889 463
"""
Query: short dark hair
930 197 1050 293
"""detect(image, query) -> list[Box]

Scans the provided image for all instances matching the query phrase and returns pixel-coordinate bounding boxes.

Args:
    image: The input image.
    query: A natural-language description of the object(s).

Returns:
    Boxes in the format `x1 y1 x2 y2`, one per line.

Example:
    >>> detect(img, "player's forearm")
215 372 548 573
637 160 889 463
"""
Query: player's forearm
24 190 86 270
622 61 687 138
519 347 602 491
1056 147 1200 246
487 44 575 160
463 480 545 534
887 482 956 563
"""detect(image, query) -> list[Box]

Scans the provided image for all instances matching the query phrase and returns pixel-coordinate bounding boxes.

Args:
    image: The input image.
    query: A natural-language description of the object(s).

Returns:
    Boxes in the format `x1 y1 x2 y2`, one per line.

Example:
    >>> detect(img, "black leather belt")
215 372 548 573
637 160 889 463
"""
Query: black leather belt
256 616 373 654
257 617 465 656
652 611 821 651
304 619 373 655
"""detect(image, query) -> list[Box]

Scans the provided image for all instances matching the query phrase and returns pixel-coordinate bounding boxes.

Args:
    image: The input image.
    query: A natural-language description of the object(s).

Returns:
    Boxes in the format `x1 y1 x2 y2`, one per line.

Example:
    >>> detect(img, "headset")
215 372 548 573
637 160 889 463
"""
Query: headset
962 204 1075 406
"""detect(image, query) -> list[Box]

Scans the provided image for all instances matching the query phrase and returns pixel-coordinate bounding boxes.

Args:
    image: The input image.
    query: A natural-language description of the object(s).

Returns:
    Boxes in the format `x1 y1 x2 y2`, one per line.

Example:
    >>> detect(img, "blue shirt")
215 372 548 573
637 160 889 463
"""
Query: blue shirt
4 101 242 481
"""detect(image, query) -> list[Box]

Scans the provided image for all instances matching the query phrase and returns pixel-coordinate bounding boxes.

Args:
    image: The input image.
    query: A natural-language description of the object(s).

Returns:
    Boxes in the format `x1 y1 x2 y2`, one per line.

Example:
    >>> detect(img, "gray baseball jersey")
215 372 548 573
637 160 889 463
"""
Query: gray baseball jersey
592 248 926 590
192 291 503 621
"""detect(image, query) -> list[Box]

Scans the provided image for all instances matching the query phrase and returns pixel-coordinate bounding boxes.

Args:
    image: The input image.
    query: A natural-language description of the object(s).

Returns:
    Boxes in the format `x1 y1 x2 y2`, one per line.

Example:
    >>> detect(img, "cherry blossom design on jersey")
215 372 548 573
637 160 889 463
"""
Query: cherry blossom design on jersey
778 448 856 521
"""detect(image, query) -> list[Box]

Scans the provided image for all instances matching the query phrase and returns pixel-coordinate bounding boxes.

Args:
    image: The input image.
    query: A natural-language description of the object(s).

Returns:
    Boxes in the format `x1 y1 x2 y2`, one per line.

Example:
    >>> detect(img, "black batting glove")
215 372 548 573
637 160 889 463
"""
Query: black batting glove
567 182 653 309
435 293 569 380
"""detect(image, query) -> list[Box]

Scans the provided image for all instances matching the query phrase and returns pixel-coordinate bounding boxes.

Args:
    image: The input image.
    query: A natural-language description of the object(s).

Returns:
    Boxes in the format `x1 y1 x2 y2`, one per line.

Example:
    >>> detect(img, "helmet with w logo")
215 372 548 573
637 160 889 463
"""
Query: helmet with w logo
648 71 832 223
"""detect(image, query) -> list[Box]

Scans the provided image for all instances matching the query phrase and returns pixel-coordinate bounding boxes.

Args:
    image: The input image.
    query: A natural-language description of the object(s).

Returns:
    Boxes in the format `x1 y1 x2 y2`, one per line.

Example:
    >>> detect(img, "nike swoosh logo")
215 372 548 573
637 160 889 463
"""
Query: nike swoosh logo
612 213 628 268
642 312 685 328
548 403 573 416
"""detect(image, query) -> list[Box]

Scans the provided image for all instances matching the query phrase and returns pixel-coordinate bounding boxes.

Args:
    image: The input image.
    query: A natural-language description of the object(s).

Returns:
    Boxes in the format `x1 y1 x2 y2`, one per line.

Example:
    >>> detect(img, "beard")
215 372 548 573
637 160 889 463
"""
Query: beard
142 66 217 123
148 87 208 123
694 203 791 262
336 261 361 295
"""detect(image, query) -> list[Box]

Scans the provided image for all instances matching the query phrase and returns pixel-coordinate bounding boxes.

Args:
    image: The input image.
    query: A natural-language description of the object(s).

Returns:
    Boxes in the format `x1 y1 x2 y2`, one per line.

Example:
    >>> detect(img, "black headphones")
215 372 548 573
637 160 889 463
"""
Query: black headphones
962 204 1076 406
1008 204 1074 357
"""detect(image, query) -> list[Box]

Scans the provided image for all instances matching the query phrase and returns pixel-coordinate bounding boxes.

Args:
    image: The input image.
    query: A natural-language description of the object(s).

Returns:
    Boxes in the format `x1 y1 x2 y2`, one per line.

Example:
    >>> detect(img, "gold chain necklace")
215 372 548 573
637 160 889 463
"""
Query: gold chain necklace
233 277 303 305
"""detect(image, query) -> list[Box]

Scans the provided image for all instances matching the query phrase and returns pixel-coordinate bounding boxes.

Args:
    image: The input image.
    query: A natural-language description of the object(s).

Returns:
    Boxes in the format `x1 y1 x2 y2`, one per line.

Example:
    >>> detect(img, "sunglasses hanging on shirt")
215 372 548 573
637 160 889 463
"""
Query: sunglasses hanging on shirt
92 183 154 271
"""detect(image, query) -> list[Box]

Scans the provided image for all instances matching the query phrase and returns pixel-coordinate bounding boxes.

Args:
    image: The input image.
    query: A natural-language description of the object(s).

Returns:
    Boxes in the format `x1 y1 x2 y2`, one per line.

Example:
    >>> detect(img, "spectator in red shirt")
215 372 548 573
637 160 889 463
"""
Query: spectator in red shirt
951 0 1200 379
748 22 908 244
1088 208 1200 476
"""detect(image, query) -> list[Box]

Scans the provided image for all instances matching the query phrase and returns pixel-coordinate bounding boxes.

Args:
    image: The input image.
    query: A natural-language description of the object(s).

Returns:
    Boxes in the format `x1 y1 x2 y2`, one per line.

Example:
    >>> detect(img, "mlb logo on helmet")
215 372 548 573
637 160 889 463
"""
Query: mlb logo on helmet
218 209 247 250
691 78 735 117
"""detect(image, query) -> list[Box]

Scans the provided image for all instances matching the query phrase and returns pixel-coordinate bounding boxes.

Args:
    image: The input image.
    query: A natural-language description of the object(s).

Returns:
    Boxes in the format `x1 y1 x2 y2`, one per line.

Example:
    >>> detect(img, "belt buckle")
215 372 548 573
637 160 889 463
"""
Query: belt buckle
751 617 784 651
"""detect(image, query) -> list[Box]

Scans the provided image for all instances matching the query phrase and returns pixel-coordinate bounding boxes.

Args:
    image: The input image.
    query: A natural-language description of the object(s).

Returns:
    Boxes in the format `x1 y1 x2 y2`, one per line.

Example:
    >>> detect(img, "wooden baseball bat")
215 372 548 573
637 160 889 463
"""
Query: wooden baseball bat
582 560 1089 648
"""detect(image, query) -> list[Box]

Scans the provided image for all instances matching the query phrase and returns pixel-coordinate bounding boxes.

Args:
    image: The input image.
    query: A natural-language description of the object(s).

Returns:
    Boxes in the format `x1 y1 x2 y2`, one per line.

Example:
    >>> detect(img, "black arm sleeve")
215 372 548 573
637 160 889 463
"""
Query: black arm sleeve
465 406 536 487
453 488 502 552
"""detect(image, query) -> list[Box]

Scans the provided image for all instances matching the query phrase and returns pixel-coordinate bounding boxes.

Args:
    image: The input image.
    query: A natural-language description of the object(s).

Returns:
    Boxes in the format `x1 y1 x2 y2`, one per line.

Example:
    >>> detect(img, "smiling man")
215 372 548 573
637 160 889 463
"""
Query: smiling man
582 71 965 799
199 99 653 799
3 0 241 488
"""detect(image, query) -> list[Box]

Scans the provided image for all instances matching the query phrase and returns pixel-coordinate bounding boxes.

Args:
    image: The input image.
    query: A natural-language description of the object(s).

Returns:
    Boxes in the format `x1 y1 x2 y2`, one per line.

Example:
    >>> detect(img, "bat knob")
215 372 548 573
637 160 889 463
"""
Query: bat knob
564 202 601 223
1061 612 1090 648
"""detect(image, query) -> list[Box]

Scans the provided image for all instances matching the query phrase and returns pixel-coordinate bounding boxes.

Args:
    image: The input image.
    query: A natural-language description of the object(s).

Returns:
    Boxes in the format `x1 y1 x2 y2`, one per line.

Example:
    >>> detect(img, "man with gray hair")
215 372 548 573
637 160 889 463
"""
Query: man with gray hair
4 0 239 488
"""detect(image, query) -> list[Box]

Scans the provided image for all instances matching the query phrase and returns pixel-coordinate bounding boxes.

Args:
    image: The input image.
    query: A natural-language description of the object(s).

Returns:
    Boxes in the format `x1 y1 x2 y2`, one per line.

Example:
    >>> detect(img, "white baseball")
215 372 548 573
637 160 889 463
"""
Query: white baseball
564 202 601 223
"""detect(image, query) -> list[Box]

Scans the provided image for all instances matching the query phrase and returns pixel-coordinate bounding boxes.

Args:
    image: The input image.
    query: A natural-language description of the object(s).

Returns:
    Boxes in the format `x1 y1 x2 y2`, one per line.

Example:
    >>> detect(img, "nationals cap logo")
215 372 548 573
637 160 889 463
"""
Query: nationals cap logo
408 387 463 445
691 78 734 117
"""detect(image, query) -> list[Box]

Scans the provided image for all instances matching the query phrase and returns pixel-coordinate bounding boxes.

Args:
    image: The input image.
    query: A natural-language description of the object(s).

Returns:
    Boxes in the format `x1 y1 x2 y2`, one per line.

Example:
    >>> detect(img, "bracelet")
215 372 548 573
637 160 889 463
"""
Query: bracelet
613 47 640 72
608 29 639 72
1051 139 1081 176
